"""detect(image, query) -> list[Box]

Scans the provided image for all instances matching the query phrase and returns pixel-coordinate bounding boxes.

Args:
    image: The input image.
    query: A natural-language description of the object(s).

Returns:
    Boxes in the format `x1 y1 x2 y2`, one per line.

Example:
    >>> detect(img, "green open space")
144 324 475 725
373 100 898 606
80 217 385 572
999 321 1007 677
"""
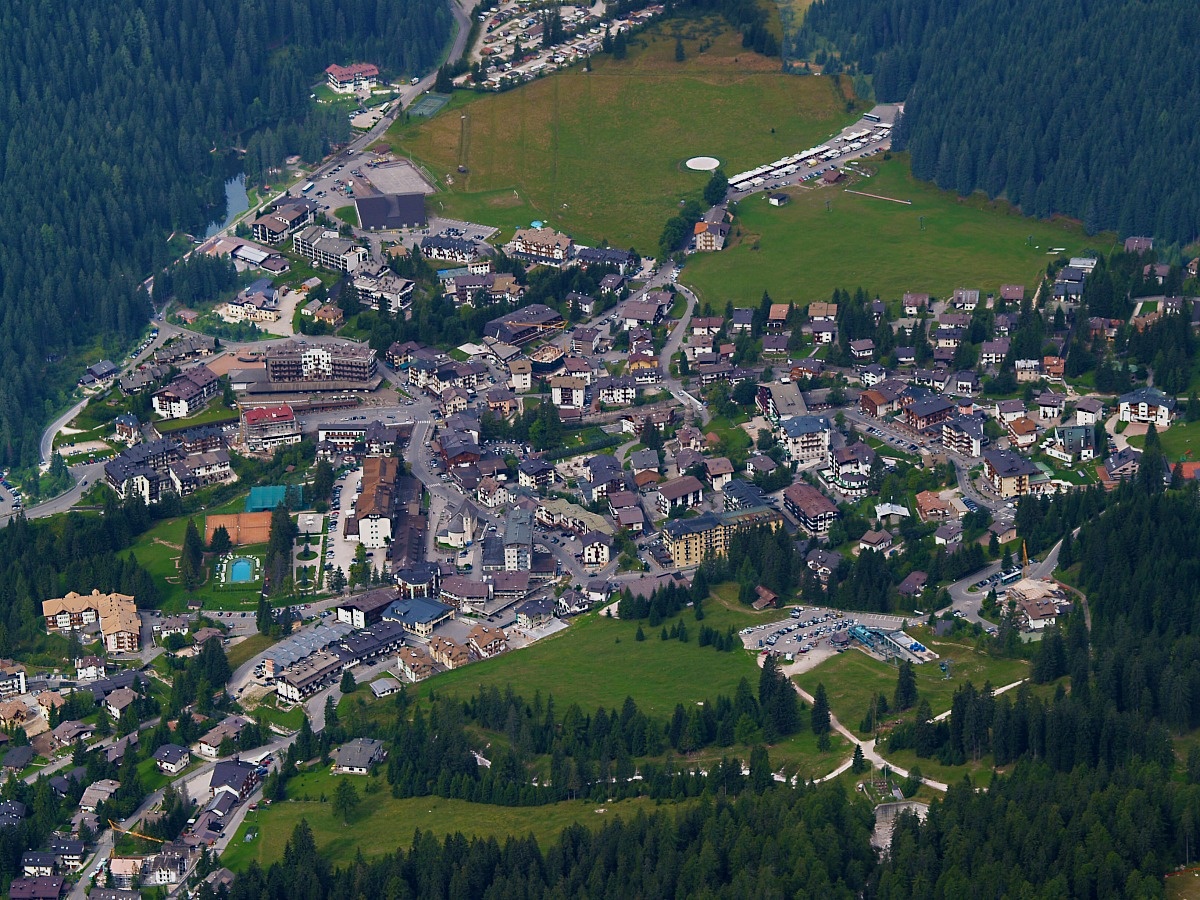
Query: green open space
333 206 358 228
882 746 996 790
1127 418 1200 461
416 602 761 718
366 594 846 776
379 26 858 248
682 153 1114 308
122 497 270 613
222 767 684 870
155 403 239 433
226 633 278 671
793 636 1029 736
248 693 307 731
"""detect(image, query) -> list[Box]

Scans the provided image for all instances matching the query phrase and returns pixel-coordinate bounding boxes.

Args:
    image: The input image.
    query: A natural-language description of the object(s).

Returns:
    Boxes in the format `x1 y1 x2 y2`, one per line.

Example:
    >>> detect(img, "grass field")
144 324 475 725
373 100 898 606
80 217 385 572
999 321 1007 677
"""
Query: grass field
227 633 278 671
418 601 762 717
682 153 1115 307
793 635 1030 736
1127 419 1200 462
379 25 860 247
361 592 845 774
222 769 684 870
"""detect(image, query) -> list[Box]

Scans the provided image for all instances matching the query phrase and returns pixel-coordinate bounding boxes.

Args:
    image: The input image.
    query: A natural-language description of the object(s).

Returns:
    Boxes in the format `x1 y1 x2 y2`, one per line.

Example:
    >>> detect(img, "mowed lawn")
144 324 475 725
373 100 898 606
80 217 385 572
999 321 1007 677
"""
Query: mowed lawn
1127 418 1200 462
383 26 858 247
422 601 762 718
222 769 678 869
793 635 1030 737
682 153 1116 307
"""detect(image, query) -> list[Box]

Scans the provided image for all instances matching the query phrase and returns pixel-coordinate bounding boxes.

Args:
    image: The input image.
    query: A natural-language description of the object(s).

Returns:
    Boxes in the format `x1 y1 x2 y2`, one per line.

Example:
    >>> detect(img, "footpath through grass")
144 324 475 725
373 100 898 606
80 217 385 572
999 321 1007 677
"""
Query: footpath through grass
381 26 858 247
793 634 1030 736
682 153 1114 307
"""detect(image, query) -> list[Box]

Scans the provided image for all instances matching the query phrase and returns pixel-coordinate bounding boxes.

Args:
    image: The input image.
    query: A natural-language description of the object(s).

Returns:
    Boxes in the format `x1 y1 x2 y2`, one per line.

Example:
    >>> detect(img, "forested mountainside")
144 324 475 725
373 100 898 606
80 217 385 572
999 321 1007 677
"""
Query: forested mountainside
0 0 450 466
795 0 1200 244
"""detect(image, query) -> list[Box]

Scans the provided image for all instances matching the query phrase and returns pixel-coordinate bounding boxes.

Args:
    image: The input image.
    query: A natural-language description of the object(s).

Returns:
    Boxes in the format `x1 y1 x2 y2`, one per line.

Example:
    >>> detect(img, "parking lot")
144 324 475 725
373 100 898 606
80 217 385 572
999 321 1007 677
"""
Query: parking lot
325 468 364 581
740 605 915 660
728 104 900 198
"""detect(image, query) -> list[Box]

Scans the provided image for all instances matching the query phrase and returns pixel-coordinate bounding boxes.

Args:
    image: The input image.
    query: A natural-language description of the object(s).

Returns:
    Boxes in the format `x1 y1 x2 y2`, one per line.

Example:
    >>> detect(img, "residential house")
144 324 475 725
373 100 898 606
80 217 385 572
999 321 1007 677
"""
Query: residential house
550 376 586 409
581 532 613 567
904 396 956 431
1036 392 1066 421
151 366 219 420
915 490 951 521
197 715 252 759
783 483 839 535
983 449 1039 499
508 359 533 393
994 399 1026 425
1075 397 1104 426
952 288 980 311
898 571 928 598
806 549 842 583
656 475 704 516
153 744 191 775
859 528 897 556
1043 425 1096 464
396 646 435 682
332 738 386 774
902 293 929 316
467 624 507 659
942 417 984 457
516 597 555 630
209 759 260 801
1007 416 1039 449
849 339 875 360
429 636 471 669
1102 447 1142 484
980 339 1010 367
705 457 735 492
1119 387 1175 427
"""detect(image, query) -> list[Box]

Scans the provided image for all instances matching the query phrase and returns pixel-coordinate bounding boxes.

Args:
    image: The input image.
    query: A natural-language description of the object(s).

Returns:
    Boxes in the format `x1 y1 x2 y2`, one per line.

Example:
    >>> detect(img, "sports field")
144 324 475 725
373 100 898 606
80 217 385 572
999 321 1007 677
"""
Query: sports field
682 153 1115 307
381 25 860 247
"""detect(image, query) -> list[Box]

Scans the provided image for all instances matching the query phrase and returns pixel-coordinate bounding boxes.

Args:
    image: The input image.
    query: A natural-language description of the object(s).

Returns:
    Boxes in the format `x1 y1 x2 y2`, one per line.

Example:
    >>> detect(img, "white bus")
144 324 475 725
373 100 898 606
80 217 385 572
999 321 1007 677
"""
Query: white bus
302 182 315 194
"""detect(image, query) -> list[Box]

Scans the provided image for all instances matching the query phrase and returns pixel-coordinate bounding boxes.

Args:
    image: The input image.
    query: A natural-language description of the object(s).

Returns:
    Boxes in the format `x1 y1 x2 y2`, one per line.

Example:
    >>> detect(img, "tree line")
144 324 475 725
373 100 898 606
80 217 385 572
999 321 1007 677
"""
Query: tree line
217 783 875 900
0 0 451 469
795 0 1200 244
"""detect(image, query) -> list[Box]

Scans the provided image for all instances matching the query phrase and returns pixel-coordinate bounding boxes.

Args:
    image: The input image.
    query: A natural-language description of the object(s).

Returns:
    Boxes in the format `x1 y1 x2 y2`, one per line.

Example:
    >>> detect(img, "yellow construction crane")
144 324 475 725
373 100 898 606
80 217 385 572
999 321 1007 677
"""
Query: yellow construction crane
108 820 166 844
1022 539 1029 576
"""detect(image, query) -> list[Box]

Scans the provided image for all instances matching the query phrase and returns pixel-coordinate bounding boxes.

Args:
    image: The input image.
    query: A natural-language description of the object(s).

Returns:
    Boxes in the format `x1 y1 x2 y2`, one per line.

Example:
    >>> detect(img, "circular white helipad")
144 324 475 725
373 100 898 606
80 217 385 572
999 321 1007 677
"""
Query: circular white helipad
685 156 721 171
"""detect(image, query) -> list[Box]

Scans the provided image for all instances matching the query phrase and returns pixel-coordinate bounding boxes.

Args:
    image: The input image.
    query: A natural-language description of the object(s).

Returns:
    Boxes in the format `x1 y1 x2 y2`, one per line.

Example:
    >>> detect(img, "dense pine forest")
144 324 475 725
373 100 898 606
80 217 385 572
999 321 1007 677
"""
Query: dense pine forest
0 0 450 466
795 0 1200 244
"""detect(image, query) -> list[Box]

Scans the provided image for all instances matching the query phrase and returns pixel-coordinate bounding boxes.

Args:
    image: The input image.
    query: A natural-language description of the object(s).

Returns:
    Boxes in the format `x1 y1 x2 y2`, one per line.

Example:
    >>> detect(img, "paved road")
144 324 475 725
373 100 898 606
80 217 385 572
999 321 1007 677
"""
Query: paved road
940 537 1062 624
41 398 91 467
778 657 950 793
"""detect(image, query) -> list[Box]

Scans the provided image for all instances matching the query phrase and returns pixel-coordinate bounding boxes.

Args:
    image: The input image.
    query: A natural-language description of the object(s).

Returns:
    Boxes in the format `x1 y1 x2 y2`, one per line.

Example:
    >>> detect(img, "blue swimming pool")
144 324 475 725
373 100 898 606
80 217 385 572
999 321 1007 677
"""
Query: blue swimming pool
229 558 255 583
